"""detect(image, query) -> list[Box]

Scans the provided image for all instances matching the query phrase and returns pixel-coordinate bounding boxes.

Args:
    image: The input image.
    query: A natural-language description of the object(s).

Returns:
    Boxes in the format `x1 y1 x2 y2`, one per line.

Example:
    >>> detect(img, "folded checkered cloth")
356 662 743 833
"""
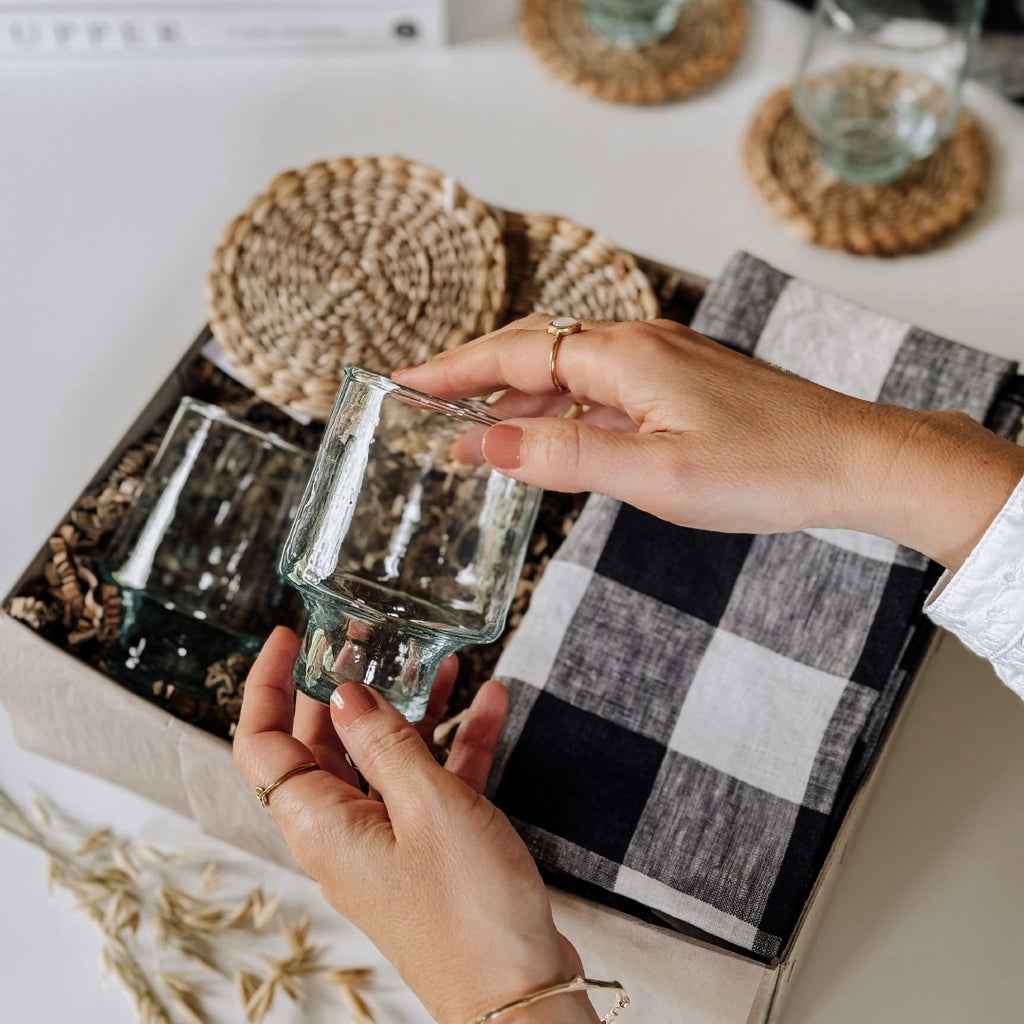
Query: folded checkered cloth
487 252 1018 960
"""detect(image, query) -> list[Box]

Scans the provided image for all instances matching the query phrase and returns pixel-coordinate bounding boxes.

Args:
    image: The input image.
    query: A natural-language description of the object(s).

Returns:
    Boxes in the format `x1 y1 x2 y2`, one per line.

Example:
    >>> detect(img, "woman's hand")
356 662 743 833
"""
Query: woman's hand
233 627 596 1024
394 314 1024 570
395 313 872 536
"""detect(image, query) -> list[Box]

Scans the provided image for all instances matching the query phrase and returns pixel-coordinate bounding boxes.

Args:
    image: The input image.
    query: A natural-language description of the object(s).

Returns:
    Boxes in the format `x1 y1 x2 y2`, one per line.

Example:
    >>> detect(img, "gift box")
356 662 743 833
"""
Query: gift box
2 250 1020 1024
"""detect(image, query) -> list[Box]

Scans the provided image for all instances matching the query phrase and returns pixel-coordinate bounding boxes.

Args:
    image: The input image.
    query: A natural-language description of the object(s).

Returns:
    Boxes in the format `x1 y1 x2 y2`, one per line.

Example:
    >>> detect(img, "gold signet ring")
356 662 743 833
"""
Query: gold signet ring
547 317 582 394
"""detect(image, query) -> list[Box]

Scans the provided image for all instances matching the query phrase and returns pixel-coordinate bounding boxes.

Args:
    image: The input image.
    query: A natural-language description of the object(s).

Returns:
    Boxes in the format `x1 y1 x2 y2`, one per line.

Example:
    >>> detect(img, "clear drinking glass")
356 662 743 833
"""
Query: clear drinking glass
280 366 543 722
101 397 313 696
581 0 689 47
792 0 984 184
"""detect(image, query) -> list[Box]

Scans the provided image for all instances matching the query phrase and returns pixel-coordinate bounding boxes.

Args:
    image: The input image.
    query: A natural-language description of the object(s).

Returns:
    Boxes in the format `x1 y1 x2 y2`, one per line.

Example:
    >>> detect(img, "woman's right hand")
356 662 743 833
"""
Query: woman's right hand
395 314 1024 570
233 628 596 1024
396 313 878 536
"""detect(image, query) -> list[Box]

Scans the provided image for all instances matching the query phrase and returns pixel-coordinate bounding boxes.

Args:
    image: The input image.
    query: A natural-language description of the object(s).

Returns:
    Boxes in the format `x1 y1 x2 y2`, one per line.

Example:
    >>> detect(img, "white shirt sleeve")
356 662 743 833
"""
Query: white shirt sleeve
923 474 1024 700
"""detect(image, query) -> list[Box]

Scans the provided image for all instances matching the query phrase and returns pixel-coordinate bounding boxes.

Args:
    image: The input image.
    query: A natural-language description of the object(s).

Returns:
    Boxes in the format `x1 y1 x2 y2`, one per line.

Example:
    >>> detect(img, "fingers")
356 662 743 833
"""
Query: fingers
235 625 301 739
393 314 654 414
329 682 446 817
234 627 308 786
292 692 357 784
290 653 460 788
486 389 581 421
451 423 488 464
444 681 509 795
233 627 351 813
488 390 637 434
479 417 691 521
416 654 458 745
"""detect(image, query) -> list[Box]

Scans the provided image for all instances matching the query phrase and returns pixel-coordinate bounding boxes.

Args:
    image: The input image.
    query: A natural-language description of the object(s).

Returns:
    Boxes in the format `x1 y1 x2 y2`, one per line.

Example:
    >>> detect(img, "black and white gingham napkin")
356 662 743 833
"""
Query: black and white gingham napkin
486 252 1018 961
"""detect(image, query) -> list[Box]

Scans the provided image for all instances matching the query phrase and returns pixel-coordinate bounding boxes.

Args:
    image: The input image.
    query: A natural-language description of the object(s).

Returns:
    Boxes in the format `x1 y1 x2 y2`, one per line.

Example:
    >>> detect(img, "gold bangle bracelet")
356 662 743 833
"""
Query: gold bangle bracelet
464 976 629 1024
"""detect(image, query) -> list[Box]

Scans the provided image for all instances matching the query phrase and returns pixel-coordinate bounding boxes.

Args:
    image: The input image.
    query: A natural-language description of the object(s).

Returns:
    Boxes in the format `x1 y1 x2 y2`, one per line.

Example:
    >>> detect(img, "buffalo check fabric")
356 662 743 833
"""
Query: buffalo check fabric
486 252 1018 961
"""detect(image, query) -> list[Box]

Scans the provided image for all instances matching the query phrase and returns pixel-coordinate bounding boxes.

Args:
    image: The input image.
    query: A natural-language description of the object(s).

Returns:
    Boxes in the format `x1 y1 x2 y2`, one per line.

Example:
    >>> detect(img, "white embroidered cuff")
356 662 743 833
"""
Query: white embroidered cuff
924 474 1024 700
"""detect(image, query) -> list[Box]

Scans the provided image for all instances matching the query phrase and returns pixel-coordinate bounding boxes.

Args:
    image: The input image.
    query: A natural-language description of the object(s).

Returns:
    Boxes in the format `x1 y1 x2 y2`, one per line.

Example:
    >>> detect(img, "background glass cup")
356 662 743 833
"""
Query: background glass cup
101 397 313 698
581 0 689 47
280 366 543 723
792 0 984 185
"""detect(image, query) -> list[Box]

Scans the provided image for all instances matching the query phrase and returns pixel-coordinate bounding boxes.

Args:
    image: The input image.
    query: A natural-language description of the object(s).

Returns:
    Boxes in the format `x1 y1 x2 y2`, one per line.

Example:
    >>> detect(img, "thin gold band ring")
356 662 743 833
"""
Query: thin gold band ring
254 760 319 808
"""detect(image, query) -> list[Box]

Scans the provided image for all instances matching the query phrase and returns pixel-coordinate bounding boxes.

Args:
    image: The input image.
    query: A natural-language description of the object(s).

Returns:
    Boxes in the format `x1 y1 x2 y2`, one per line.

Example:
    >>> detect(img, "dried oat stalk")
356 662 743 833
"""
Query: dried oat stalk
0 786 376 1024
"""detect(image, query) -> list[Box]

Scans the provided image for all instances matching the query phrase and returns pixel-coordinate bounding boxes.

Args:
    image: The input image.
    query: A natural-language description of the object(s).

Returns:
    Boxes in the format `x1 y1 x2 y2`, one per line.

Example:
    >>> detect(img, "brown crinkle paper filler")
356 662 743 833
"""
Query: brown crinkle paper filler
8 428 166 682
3 359 328 741
7 595 56 632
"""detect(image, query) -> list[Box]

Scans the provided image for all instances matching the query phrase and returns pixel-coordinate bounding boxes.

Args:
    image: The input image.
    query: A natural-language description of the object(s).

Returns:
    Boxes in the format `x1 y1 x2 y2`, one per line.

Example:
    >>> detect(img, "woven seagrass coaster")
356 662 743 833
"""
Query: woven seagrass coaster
519 0 747 105
743 87 989 257
206 155 508 421
499 209 659 321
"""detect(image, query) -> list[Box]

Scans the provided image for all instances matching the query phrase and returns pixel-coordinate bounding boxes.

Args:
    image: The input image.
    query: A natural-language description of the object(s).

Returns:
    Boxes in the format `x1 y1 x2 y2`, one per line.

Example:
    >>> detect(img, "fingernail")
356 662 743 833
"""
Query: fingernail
483 423 523 470
391 366 414 378
330 682 377 726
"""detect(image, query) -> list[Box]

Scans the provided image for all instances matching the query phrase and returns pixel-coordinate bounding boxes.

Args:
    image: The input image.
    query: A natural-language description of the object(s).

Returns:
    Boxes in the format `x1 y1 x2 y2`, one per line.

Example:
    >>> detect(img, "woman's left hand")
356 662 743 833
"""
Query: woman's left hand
233 627 595 1024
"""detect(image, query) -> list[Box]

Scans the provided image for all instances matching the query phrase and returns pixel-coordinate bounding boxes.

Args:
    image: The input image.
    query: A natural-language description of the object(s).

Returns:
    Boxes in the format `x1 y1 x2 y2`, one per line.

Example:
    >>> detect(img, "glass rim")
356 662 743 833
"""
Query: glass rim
176 395 314 460
819 0 981 41
343 365 500 428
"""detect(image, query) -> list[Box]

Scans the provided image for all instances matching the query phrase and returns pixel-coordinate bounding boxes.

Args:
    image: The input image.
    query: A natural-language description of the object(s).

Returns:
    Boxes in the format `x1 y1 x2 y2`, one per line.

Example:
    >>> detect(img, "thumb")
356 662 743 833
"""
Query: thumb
330 682 441 807
482 419 684 515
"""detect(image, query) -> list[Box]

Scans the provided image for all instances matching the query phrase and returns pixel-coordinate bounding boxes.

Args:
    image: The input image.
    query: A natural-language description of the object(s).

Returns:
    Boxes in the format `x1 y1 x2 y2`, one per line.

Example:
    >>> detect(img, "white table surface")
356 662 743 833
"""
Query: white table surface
2 2 1023 1021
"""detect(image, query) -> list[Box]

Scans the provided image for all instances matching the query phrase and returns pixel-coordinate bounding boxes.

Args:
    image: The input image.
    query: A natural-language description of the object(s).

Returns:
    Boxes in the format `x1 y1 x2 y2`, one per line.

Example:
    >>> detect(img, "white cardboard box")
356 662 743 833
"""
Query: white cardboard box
0 325 936 1024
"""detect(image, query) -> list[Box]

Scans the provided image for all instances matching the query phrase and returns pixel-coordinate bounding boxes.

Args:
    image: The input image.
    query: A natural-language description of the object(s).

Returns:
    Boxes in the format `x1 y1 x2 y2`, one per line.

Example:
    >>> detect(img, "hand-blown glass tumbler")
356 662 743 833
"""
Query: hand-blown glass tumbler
792 0 984 184
280 367 543 722
101 397 313 697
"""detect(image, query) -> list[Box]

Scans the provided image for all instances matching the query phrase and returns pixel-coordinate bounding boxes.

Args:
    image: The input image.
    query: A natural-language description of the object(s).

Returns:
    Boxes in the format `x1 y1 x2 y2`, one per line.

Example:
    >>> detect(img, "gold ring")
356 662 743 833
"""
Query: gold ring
547 317 582 394
254 760 319 808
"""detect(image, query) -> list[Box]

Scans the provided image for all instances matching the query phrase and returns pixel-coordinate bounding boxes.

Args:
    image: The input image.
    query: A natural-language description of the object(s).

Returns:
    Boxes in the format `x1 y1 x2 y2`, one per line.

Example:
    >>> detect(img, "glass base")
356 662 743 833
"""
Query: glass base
583 0 686 47
291 637 424 723
794 66 950 186
815 139 912 185
293 610 463 722
103 586 262 698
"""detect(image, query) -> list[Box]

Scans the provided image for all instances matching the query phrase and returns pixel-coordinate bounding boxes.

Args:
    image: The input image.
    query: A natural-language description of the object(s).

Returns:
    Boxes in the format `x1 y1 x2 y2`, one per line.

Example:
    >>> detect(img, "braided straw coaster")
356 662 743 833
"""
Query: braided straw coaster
743 88 989 256
519 0 747 105
499 209 659 321
206 156 507 421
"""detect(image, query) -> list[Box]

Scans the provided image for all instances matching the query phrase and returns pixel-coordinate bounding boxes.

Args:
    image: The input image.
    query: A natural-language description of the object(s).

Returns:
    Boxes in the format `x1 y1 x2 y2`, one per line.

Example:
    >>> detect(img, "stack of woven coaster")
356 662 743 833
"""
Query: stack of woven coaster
206 155 658 421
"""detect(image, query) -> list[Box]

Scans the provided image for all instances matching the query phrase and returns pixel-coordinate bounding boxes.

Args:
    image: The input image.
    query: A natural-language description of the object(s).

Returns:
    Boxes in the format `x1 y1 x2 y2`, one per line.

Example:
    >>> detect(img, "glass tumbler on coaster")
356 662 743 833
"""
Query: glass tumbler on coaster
792 0 984 184
280 367 543 722
101 397 313 698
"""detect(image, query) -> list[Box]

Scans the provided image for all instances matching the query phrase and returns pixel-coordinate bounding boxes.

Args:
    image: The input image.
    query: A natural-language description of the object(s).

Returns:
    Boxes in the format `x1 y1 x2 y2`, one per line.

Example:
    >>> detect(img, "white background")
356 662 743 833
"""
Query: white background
1 1 1023 1021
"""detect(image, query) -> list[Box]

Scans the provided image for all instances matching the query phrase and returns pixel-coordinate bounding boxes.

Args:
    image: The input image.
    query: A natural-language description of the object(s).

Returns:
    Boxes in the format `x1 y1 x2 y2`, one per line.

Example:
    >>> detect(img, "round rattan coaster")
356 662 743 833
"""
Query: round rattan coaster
519 0 747 105
206 156 507 421
499 209 659 322
743 88 989 256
